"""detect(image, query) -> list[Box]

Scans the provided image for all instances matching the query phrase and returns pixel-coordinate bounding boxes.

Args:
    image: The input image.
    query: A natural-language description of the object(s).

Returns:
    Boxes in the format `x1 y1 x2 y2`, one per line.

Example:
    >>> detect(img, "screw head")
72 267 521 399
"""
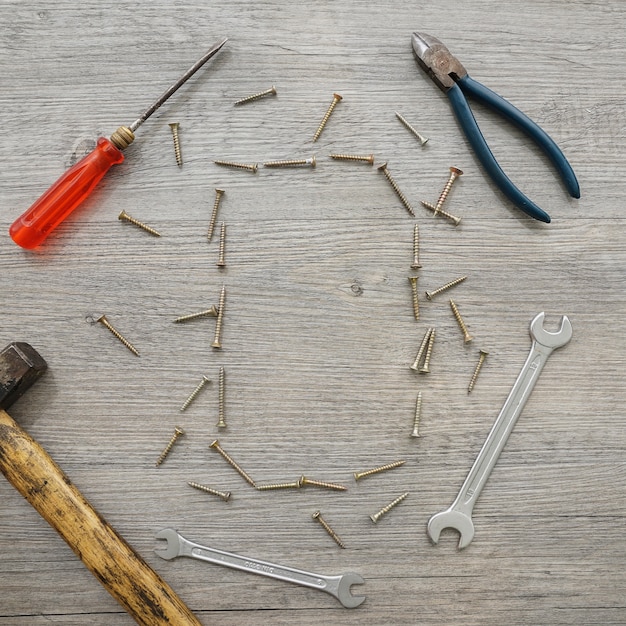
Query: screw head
450 166 463 177
377 162 388 171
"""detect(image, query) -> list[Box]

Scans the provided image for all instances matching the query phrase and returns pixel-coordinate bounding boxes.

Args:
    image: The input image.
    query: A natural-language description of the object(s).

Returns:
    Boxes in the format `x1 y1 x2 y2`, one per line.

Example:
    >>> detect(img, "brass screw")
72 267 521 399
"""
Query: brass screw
212 284 226 349
408 276 420 321
354 460 405 481
425 275 467 300
188 481 231 502
410 327 434 372
369 492 409 524
208 188 225 241
468 349 489 394
214 160 258 173
217 366 226 428
209 439 256 487
118 210 161 237
94 314 140 356
312 511 346 549
256 481 301 491
156 427 185 467
434 166 463 213
410 224 422 269
264 156 316 168
299 476 347 491
168 122 183 168
449 299 473 343
411 391 423 438
313 93 342 142
395 112 429 146
420 200 462 226
180 375 211 412
419 328 436 374
234 85 277 106
329 153 374 165
217 222 226 267
377 162 415 217
173 307 218 323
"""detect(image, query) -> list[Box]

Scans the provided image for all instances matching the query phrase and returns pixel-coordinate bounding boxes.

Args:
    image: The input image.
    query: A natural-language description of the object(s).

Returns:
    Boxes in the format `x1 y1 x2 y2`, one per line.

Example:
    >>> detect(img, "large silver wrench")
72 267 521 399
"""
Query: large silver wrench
427 312 572 549
155 528 365 608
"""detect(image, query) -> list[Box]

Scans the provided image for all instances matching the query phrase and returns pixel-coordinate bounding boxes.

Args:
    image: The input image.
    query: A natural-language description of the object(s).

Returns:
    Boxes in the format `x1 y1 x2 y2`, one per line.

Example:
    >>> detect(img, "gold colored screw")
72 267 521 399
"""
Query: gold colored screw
299 476 347 491
468 349 489 394
313 93 342 142
410 224 422 269
449 299 473 343
263 156 316 168
118 210 161 237
214 160 258 173
168 122 183 168
217 366 226 428
425 275 467 300
180 375 211 412
369 492 409 524
419 328 436 374
312 511 346 549
256 481 301 491
212 284 226 349
209 439 256 487
420 200 462 226
217 222 226 267
411 391 423 438
377 162 415 217
208 188 225 241
434 166 463 213
408 276 420 321
156 427 185 467
354 460 405 481
395 112 429 146
188 481 231 502
329 153 374 165
410 327 434 372
173 307 218 323
95 314 140 356
234 85 277 106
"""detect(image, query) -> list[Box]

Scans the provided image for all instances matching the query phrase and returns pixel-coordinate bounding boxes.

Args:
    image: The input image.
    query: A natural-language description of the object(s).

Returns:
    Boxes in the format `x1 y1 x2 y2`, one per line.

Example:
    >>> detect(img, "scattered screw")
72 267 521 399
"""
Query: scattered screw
94 314 140 356
433 166 463 213
217 366 226 428
299 476 347 491
410 327 434 372
419 328 436 374
188 481 231 502
212 284 226 349
156 427 185 467
408 276 420 321
118 210 161 237
207 188 225 241
329 153 374 165
411 391 423 438
217 222 226 267
425 275 467 300
313 93 342 142
420 200 462 226
468 349 489 393
264 156 316 168
449 299 473 343
168 122 183 168
369 492 409 524
354 460 405 481
256 481 301 491
180 375 211 412
173 307 219 323
209 439 256 487
312 510 345 548
377 162 415 217
214 160 258 173
395 112 429 146
410 224 422 269
234 85 277 106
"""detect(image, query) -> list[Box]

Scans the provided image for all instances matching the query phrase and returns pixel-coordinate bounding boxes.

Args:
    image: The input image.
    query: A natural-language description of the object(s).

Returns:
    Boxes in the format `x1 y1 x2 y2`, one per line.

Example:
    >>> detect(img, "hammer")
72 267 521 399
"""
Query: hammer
0 342 201 625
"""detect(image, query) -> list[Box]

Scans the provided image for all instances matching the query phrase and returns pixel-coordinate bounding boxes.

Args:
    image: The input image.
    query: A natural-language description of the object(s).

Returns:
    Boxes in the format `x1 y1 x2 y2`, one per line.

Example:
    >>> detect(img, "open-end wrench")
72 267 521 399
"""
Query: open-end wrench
155 528 365 608
427 312 572 549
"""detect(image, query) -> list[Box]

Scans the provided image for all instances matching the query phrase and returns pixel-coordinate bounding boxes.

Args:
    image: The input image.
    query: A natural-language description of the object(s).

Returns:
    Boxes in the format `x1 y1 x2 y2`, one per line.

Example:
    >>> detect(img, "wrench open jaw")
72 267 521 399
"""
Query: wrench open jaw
427 508 475 549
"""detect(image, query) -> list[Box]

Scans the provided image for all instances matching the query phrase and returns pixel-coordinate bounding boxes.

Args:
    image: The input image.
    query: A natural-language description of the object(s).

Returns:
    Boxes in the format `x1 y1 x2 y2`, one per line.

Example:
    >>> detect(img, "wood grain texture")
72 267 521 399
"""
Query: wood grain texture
0 0 625 624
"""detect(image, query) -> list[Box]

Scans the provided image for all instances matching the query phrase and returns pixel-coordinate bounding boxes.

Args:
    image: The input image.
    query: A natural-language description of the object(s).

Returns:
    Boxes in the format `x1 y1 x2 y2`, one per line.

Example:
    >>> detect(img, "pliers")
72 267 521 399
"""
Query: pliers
411 32 580 223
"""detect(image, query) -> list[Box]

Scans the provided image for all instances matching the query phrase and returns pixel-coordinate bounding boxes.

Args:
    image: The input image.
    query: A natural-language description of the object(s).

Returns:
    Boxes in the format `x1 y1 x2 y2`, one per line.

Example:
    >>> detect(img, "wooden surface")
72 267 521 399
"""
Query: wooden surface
0 1 624 624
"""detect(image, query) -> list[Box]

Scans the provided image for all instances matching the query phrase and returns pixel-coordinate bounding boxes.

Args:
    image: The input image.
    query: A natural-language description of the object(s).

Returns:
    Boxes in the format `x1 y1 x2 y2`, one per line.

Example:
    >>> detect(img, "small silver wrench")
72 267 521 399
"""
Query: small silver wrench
155 528 365 608
427 312 572 549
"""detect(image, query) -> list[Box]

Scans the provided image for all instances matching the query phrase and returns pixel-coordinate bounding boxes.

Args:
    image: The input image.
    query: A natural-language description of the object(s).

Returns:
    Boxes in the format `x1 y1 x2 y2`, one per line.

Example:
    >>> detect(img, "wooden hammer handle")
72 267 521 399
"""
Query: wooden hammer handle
0 409 202 625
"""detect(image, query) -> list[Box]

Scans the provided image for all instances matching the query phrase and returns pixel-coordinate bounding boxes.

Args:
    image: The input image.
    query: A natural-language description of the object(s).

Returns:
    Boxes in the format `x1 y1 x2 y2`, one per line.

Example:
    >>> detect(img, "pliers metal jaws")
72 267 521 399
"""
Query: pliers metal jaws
412 32 580 223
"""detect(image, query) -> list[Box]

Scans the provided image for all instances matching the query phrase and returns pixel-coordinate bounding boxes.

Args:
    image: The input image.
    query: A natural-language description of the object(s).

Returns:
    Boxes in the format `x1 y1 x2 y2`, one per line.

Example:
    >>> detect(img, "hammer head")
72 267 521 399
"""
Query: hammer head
0 342 47 410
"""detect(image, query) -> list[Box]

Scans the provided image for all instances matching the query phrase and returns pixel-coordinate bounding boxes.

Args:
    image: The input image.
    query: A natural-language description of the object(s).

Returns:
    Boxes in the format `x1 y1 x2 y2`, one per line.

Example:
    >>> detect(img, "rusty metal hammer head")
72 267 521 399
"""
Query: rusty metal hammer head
0 342 47 409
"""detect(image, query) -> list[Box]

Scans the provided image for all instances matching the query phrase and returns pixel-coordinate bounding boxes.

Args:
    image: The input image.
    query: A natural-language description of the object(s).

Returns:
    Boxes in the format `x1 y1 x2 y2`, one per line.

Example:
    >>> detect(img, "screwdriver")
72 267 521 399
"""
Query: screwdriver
10 37 228 250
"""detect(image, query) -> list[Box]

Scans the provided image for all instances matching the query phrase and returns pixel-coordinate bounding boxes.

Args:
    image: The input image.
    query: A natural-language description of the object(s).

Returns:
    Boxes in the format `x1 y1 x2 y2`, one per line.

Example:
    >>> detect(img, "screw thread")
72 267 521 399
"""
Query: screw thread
370 492 409 523
354 459 405 481
299 476 347 491
419 328 436 373
96 315 140 356
435 167 463 211
212 285 226 349
468 350 489 394
214 160 258 173
411 391 423 438
420 200 462 226
217 366 226 428
425 276 467 300
210 440 256 487
118 210 161 237
313 94 342 142
207 189 225 241
395 112 429 146
312 511 345 548
411 224 422 269
216 222 226 267
156 427 184 466
329 153 374 164
180 376 210 411
408 276 420 321
449 299 473 343
263 156 316 168
256 481 301 491
378 163 415 216
188 481 231 501
410 327 434 372
234 86 277 105
169 122 183 167
174 307 219 323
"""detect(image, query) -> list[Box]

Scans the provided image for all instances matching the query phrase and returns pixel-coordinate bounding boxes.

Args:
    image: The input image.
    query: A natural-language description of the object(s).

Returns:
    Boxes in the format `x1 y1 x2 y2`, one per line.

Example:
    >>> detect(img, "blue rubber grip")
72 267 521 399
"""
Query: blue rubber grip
458 75 580 199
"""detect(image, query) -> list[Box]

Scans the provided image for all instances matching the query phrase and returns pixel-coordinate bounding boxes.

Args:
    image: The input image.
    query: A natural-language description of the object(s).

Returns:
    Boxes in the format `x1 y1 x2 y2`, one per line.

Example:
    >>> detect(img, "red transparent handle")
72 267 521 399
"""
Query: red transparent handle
9 137 124 249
